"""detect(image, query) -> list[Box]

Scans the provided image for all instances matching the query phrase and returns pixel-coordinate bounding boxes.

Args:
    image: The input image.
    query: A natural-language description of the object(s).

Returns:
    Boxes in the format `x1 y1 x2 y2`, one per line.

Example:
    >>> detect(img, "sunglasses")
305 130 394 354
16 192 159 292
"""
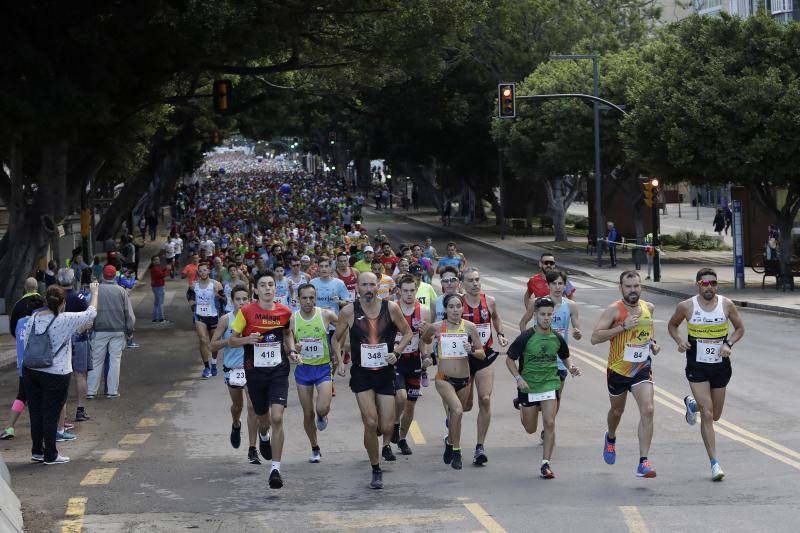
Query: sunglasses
698 280 718 287
541 261 556 266
441 277 458 284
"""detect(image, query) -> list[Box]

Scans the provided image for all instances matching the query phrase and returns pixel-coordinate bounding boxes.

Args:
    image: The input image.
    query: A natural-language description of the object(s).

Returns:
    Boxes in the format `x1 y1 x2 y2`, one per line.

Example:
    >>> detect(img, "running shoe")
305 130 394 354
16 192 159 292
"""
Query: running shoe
443 436 453 464
31 453 44 463
230 423 241 449
636 459 657 478
711 461 725 482
603 432 616 465
421 371 429 387
127 342 140 349
259 434 272 461
391 423 400 444
56 430 77 442
451 450 463 470
316 415 328 432
398 439 413 456
44 455 70 465
309 448 322 463
211 363 218 377
540 462 555 479
382 444 396 462
370 469 383 489
201 368 212 379
268 469 283 489
248 447 261 465
106 393 120 399
75 409 90 422
473 444 488 466
86 394 95 400
1 428 15 440
684 395 698 426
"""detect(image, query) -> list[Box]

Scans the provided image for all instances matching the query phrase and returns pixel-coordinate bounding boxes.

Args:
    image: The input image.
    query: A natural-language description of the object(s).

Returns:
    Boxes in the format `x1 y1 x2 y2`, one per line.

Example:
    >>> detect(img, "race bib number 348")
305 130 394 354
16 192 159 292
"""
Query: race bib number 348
361 343 389 368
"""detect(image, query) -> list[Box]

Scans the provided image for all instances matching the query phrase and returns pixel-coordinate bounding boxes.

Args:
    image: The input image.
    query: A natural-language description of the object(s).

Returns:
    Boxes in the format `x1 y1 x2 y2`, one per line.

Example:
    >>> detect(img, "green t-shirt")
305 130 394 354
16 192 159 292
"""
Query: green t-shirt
353 259 372 273
507 328 569 394
415 281 437 313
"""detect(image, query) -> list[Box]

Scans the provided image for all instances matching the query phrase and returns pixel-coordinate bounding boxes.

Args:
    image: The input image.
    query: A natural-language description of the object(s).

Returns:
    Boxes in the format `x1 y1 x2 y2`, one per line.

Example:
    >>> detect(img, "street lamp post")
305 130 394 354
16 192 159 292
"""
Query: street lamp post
551 54 603 267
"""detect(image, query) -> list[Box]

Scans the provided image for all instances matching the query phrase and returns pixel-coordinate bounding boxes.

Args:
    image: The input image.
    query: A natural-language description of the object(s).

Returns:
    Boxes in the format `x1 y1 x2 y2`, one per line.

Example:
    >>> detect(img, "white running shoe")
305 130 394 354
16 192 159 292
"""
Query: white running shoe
711 462 725 481
684 395 698 426
45 455 70 465
309 449 322 463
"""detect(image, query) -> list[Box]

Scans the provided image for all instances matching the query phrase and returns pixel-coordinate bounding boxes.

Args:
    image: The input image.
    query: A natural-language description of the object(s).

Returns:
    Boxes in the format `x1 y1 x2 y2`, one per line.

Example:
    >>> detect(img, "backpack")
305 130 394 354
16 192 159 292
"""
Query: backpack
23 313 69 369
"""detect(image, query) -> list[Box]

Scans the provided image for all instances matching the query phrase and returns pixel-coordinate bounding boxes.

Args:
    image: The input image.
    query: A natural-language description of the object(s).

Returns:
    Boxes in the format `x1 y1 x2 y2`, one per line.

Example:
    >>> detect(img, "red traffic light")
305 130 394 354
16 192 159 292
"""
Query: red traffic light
650 178 659 187
498 83 516 119
213 80 232 114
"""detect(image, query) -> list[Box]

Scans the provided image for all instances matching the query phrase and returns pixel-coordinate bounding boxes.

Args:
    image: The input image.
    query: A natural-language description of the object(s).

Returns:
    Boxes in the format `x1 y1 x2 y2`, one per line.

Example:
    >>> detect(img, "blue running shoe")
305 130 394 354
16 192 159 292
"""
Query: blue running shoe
56 430 77 442
202 368 212 379
211 364 218 377
636 458 656 478
684 395 698 426
603 432 616 465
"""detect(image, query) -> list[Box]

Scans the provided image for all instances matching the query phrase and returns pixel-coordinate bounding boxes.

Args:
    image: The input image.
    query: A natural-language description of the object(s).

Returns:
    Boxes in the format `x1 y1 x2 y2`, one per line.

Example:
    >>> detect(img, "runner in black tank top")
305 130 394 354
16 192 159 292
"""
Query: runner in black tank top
350 299 398 372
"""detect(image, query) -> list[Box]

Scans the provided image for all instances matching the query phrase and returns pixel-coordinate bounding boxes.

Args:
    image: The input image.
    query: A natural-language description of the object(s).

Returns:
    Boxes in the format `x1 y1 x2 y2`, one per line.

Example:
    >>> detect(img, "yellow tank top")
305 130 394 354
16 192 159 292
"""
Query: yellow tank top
608 300 653 377
438 319 469 359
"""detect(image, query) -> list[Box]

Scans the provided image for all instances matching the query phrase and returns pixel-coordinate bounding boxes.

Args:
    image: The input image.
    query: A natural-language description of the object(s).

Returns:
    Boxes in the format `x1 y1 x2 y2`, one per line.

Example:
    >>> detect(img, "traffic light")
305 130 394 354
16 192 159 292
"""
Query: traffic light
329 131 336 146
213 80 232 113
498 83 516 119
642 178 659 207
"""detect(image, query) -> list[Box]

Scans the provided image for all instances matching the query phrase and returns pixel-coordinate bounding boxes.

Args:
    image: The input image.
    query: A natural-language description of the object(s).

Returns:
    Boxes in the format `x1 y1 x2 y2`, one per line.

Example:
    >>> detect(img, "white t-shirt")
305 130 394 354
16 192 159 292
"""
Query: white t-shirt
24 307 97 375
200 239 215 256
163 241 175 259
171 237 183 255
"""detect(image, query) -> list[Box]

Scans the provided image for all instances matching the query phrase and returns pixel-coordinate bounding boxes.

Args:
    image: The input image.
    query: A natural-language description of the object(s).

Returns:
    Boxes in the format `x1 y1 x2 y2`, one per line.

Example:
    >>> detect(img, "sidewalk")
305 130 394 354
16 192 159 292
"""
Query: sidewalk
392 209 800 317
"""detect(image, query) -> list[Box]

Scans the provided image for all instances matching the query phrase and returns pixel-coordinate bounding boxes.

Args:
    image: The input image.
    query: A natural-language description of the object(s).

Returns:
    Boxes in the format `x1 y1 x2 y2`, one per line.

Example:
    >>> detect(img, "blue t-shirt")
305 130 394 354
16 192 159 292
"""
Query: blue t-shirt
15 316 31 377
310 277 349 313
438 256 463 271
65 289 90 342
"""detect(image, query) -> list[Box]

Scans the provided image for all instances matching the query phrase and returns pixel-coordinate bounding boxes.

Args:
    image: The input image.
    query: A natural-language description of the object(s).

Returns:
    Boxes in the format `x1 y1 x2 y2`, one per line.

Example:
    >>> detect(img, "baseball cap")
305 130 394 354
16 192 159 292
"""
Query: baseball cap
301 255 311 262
103 265 117 279
364 246 374 253
409 264 424 275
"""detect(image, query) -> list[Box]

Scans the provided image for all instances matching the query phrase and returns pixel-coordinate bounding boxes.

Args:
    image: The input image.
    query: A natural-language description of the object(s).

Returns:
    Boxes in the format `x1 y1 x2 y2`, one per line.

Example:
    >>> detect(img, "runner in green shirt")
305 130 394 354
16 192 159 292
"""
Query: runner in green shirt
506 296 580 479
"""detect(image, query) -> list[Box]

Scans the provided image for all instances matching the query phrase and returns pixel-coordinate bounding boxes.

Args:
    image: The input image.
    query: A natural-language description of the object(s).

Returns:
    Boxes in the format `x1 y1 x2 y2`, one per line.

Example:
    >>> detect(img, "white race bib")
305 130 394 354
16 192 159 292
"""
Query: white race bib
254 342 282 367
528 390 557 403
197 303 215 317
395 332 420 354
299 337 325 361
623 342 650 363
696 339 723 364
475 323 491 345
228 367 246 387
361 343 389 368
440 333 467 359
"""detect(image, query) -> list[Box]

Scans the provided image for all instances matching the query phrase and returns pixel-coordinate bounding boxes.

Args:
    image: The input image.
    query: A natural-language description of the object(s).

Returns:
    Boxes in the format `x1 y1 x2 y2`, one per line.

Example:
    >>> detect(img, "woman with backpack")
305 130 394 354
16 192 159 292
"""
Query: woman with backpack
23 282 99 465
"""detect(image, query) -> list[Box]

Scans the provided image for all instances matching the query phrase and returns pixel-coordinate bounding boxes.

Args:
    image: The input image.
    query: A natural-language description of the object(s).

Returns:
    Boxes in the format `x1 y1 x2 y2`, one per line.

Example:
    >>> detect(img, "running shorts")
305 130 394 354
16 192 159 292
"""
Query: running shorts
686 359 731 389
349 365 395 396
435 371 470 392
517 389 561 408
395 360 422 401
468 349 498 376
245 368 290 415
607 366 653 397
295 363 332 387
194 315 219 330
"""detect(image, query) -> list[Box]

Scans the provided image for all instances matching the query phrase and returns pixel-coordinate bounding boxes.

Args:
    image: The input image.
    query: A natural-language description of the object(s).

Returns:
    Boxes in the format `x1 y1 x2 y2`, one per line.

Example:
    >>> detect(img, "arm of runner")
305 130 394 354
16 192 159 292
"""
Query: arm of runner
227 310 261 347
420 320 439 345
518 304 534 332
557 332 580 376
389 302 413 362
488 296 508 347
209 314 230 353
590 304 624 345
332 305 353 361
668 301 691 352
522 288 532 311
465 322 486 360
417 306 432 353
721 298 745 357
505 333 529 390
568 300 582 340
284 323 300 364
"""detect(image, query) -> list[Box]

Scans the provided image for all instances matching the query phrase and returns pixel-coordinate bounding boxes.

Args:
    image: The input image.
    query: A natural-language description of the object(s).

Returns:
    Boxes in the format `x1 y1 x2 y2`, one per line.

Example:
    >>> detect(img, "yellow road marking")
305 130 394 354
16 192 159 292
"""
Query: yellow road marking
136 417 163 428
173 380 195 387
163 390 186 398
80 468 118 486
312 510 464 529
61 519 84 533
619 506 650 533
463 502 507 533
408 420 426 445
99 450 133 463
65 497 87 516
152 402 175 412
118 433 150 445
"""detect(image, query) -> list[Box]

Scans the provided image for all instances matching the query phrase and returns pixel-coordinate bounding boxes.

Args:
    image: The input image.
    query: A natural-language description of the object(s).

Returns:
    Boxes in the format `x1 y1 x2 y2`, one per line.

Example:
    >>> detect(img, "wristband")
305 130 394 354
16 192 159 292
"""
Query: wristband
514 375 524 382
723 340 733 349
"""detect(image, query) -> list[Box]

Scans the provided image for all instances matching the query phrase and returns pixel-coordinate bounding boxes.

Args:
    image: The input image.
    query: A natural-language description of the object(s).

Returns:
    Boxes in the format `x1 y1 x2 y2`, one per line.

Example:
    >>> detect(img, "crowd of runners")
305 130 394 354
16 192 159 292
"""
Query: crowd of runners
6 153 746 491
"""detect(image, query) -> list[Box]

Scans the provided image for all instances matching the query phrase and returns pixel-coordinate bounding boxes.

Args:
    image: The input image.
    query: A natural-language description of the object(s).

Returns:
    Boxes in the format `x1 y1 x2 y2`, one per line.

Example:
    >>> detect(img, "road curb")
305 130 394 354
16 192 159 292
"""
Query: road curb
0 453 23 532
390 211 800 318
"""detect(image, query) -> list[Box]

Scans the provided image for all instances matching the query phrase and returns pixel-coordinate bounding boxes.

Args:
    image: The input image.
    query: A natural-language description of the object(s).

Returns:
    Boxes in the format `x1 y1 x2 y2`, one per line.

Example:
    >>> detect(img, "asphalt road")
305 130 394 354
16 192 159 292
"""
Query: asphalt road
3 207 800 533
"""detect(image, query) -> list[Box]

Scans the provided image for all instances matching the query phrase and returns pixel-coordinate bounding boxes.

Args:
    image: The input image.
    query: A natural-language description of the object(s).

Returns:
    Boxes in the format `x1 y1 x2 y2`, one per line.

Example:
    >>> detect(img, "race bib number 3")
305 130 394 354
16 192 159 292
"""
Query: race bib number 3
475 323 491 345
228 367 246 387
528 390 557 403
299 337 325 361
623 342 650 363
696 339 723 364
440 333 467 359
361 343 389 368
254 342 282 367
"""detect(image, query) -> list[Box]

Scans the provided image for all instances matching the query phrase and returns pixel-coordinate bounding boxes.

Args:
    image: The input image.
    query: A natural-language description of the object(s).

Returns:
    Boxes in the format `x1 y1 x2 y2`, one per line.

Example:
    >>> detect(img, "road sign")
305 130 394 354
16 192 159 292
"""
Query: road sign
732 200 744 289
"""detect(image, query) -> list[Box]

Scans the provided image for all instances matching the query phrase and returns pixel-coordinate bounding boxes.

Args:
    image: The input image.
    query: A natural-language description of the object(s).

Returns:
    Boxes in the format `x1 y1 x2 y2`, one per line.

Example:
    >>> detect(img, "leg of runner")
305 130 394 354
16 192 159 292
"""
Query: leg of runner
267 404 285 488
356 390 392 489
195 322 212 378
472 366 494 465
631 382 656 478
245 391 260 464
227 387 244 449
380 388 403 461
397 393 417 455
689 381 726 480
435 379 469 470
540 399 557 479
605 392 627 465
297 384 322 462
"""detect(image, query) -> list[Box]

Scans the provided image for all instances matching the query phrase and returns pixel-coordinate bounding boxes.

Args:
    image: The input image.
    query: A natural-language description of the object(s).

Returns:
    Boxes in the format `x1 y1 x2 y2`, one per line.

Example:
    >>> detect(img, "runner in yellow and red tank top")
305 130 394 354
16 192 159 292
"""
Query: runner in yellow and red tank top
591 270 661 479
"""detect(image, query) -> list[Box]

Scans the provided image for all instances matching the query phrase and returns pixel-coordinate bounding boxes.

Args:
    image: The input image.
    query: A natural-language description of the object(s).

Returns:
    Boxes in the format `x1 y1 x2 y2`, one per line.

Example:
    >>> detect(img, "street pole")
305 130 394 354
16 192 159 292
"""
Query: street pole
592 56 603 268
652 190 661 282
498 146 505 240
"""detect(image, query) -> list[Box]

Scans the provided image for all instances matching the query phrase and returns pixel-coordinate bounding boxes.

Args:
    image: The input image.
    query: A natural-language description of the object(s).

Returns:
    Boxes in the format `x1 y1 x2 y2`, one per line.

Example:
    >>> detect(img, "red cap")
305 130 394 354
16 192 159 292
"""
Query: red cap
103 265 117 279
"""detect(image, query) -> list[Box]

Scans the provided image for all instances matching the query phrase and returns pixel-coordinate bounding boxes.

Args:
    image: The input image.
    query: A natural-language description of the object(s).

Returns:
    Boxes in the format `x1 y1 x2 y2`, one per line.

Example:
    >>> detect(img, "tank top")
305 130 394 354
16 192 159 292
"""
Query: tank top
607 300 653 377
336 268 358 301
223 282 234 313
194 281 219 317
394 301 422 358
293 308 330 366
435 295 446 321
687 296 729 365
350 300 398 370
437 319 469 360
461 293 493 350
222 312 244 368
274 278 290 306
550 300 571 371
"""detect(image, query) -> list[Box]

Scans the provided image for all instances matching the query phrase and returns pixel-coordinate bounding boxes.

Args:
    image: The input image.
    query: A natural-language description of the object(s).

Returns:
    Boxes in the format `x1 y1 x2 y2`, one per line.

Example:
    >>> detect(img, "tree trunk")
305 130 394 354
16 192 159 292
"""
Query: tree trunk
525 190 535 232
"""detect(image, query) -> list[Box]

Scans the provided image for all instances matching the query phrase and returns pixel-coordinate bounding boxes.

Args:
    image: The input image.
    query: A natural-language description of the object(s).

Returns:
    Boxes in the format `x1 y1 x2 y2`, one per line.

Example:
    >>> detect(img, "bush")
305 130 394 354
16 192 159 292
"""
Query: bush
662 230 725 250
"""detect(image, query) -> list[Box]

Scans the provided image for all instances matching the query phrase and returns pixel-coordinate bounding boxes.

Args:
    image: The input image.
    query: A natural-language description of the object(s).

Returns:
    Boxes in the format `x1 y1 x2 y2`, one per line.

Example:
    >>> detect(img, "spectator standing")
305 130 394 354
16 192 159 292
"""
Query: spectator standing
87 266 135 399
149 255 170 322
713 208 725 236
606 221 619 267
724 205 733 236
57 269 93 422
24 282 98 464
10 277 46 335
147 210 159 241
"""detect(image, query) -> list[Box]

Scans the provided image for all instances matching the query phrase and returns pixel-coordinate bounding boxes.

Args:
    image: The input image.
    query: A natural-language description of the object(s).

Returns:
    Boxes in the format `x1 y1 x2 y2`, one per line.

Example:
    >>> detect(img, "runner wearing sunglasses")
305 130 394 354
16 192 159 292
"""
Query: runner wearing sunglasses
523 253 576 310
667 268 745 481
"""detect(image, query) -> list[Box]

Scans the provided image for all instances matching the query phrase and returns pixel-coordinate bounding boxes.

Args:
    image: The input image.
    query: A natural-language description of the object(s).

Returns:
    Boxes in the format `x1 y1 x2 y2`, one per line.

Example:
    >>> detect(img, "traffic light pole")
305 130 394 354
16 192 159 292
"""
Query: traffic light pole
652 194 661 282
